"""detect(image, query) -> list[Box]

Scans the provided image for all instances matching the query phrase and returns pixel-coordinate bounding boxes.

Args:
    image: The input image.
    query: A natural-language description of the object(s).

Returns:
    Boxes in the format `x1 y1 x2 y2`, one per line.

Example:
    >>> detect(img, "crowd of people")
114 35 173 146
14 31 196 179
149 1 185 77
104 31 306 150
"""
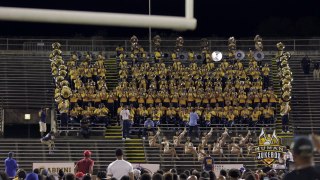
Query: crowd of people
49 36 296 140
50 43 111 133
4 135 320 180
114 35 280 137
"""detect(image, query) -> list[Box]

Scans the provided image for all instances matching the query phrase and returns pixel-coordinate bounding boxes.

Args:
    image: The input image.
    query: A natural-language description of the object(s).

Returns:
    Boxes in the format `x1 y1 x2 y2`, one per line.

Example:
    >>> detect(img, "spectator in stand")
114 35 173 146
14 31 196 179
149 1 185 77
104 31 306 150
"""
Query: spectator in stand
140 173 151 180
200 171 210 180
40 131 55 154
38 107 49 137
284 146 294 171
75 172 85 179
25 173 38 180
142 118 155 140
156 170 164 175
64 173 76 180
107 149 133 180
97 171 107 180
151 173 162 180
179 173 188 180
120 175 130 180
188 109 199 140
58 169 64 180
74 150 94 174
5 152 18 179
163 173 173 180
186 175 196 180
82 174 91 180
133 169 141 180
120 105 131 140
80 118 91 139
218 169 227 179
14 169 27 180
301 55 311 74
313 61 320 80
228 169 241 180
284 136 320 180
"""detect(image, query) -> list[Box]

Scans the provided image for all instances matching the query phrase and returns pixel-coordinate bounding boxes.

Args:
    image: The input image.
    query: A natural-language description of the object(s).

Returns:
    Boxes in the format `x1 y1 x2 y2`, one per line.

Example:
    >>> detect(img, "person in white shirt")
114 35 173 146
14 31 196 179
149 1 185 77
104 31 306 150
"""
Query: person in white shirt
107 149 133 180
284 146 294 171
120 105 131 140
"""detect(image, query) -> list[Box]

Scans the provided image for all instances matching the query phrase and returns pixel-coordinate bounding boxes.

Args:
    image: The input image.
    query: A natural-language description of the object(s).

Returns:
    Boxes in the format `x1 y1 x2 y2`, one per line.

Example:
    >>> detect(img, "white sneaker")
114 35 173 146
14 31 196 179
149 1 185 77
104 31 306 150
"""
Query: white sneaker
286 131 290 133
142 137 146 140
126 138 131 140
122 138 126 141
281 131 285 133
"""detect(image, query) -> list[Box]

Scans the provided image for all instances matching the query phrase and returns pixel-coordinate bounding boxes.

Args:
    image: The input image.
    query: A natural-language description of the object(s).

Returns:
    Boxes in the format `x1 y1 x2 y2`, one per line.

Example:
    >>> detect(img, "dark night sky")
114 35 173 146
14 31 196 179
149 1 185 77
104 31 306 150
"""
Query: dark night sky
0 0 319 38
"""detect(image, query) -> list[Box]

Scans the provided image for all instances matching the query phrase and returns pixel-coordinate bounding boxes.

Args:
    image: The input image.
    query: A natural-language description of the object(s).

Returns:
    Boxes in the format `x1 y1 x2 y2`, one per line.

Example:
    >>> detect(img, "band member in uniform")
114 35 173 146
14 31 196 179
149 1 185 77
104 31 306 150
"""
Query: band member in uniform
228 137 244 158
161 136 179 160
197 143 207 162
263 104 275 125
212 140 224 157
218 128 229 147
184 137 198 161
148 127 161 148
173 127 187 148
201 128 213 151
238 131 251 147
280 101 291 133
246 138 255 156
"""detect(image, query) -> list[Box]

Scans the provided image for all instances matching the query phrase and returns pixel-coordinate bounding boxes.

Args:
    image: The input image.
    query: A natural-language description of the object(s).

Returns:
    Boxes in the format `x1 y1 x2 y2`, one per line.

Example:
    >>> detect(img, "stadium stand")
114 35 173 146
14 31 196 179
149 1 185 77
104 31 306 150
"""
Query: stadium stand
43 35 290 173
0 57 53 109
291 55 320 134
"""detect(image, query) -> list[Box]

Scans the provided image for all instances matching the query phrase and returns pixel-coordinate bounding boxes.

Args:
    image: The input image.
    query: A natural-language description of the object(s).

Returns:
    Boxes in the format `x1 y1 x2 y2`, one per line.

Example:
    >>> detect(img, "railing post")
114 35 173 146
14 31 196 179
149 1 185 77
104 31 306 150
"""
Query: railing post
6 38 9 50
51 109 56 133
0 108 4 137
92 39 94 51
293 39 296 51
66 40 69 51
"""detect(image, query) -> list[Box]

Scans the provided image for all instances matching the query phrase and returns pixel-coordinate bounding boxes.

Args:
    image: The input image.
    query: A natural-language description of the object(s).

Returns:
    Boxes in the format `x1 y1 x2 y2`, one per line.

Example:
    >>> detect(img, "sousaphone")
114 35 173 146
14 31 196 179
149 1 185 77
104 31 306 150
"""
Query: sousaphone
253 51 265 61
212 51 223 62
235 50 245 60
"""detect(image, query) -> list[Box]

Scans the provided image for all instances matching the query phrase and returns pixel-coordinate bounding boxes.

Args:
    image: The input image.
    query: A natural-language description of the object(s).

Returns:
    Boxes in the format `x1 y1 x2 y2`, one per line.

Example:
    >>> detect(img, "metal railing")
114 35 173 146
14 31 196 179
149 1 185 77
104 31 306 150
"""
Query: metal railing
0 38 320 54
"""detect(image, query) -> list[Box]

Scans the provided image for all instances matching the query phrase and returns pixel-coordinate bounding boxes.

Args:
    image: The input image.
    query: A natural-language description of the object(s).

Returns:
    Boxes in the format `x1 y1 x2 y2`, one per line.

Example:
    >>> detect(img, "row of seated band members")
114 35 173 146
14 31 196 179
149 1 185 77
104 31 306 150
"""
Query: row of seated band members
60 84 278 115
61 99 275 128
147 127 254 161
118 59 271 90
53 52 271 92
54 56 271 93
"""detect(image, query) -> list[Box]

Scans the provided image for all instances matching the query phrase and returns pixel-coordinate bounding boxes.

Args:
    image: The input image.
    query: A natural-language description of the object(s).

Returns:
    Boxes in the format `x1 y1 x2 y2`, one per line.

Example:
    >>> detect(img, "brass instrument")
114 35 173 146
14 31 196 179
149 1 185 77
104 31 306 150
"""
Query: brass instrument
235 50 245 60
254 35 263 51
211 51 223 62
253 51 265 61
61 86 72 99
153 35 161 51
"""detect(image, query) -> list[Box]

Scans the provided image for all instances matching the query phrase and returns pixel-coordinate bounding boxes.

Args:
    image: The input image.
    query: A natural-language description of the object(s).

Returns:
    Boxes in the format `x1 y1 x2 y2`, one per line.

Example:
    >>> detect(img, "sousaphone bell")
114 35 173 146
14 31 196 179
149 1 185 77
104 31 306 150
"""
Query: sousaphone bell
235 50 245 60
211 51 223 62
253 51 265 61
